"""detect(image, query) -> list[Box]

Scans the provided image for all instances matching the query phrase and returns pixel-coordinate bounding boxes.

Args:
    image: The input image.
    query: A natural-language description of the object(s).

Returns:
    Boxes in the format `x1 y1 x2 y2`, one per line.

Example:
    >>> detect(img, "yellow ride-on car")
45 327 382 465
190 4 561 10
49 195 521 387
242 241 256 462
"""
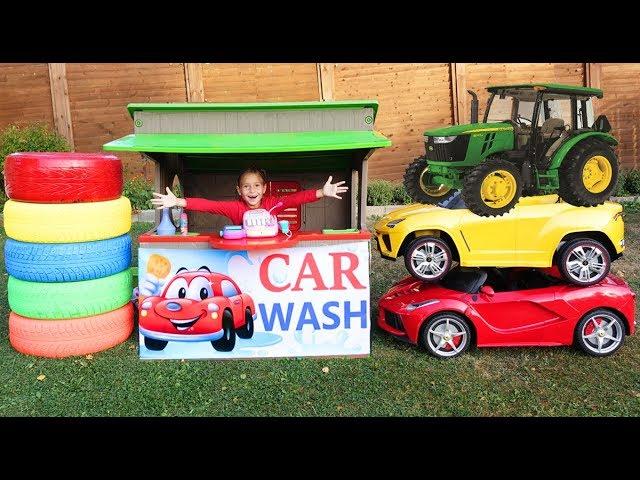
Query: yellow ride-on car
373 194 624 286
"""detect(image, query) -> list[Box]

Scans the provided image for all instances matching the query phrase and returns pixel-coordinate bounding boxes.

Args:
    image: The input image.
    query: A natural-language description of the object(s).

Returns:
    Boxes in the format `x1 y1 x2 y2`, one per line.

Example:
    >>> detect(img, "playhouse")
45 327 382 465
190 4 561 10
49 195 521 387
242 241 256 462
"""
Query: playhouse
103 100 391 359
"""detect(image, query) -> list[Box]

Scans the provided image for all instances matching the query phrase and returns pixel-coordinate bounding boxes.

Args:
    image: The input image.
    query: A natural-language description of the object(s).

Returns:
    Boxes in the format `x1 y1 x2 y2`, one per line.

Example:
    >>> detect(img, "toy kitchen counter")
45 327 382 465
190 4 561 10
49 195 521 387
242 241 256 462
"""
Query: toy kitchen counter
104 100 390 360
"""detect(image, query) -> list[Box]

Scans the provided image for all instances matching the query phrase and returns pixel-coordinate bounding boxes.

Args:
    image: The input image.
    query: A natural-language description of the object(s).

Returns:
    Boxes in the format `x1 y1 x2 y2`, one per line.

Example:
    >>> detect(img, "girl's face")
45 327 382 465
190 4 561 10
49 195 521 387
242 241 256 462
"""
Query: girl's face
236 172 267 208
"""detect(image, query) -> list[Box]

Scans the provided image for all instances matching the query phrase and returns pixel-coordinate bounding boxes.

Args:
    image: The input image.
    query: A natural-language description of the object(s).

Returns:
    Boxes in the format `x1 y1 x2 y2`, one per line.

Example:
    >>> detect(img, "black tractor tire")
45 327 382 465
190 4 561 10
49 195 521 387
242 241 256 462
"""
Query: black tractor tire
403 156 458 205
558 138 619 207
462 158 523 217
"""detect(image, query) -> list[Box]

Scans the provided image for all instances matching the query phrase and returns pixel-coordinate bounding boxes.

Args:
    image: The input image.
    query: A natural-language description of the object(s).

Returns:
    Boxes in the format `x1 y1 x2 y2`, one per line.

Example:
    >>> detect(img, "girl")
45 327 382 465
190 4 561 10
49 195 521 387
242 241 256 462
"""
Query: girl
151 166 348 224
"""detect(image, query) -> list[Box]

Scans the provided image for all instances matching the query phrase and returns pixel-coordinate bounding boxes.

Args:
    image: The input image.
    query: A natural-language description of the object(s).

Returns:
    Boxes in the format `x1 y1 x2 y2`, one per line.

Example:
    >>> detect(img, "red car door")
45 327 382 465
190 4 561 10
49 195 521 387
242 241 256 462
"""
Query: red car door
468 286 570 346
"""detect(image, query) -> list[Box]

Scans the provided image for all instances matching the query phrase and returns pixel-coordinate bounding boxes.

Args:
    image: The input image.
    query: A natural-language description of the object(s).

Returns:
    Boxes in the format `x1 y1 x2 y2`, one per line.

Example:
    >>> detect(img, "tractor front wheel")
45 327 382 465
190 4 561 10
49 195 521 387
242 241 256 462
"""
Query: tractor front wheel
462 158 523 217
558 138 619 207
403 156 458 205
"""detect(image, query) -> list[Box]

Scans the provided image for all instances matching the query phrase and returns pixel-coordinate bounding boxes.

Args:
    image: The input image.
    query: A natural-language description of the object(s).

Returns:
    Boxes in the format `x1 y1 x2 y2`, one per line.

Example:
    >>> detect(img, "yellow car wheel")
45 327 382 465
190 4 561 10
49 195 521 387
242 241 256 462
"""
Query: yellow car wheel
559 138 619 207
403 156 457 205
403 236 452 282
558 238 611 287
462 158 523 217
4 196 131 243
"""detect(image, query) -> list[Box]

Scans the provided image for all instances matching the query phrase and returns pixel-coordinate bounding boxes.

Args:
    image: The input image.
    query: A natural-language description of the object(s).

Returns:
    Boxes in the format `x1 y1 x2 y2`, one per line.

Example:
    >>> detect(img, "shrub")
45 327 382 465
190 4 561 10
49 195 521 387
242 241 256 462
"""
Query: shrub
621 201 640 214
614 169 629 196
0 188 6 214
0 122 70 201
368 180 413 205
624 169 640 195
173 182 183 199
367 179 395 206
392 183 412 205
124 176 154 212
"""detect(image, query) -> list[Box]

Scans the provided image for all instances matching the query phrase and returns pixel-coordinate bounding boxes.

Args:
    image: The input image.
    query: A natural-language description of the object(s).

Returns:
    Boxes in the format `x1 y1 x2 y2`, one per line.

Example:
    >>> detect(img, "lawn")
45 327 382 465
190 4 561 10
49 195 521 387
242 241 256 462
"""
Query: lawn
1 214 639 417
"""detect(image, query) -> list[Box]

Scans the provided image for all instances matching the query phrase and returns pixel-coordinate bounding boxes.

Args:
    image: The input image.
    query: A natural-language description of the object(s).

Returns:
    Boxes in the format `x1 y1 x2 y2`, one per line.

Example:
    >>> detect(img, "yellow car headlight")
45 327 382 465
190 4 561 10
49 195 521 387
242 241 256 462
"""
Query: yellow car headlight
386 218 406 228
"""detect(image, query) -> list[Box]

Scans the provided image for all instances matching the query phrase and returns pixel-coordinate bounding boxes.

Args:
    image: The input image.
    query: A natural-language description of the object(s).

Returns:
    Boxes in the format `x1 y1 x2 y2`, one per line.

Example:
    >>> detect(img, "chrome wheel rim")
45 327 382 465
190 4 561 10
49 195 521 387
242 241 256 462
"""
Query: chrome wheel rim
427 317 467 358
410 241 449 279
565 244 607 283
581 313 623 355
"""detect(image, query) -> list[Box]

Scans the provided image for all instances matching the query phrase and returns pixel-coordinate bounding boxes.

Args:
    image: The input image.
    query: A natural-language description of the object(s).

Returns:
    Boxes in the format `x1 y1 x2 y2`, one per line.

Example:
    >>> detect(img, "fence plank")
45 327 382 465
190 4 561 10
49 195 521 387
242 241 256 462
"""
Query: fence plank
318 63 335 100
47 63 75 148
184 63 205 102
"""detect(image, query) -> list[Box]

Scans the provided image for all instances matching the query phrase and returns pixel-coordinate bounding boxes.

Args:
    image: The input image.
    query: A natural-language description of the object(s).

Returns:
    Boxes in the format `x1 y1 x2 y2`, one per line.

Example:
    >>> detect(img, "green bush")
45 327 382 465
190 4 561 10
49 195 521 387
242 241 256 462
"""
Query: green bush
368 180 412 205
367 179 395 206
124 176 154 212
614 169 629 196
0 122 70 204
0 188 6 214
392 183 412 205
173 182 183 199
624 169 640 195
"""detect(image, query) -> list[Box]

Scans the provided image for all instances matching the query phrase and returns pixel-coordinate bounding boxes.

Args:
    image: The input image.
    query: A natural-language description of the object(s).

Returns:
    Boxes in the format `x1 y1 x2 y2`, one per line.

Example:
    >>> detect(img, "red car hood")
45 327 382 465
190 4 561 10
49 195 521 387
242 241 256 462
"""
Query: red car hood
380 276 464 308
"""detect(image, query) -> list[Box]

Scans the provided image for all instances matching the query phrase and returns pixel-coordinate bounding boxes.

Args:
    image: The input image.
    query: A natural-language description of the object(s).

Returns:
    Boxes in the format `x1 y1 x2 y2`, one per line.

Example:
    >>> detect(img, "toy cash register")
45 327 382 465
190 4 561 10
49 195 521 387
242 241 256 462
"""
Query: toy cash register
220 202 283 239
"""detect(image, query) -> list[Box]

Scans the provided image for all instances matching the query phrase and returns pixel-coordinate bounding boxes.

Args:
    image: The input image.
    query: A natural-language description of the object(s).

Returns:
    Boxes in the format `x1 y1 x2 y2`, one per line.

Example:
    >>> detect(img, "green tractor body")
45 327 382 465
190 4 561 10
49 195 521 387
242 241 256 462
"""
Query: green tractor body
404 83 619 216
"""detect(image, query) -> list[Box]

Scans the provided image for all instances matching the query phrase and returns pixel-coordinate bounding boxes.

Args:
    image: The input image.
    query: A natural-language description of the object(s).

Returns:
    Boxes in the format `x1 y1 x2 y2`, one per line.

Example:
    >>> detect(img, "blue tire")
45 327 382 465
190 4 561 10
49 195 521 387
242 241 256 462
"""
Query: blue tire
4 234 132 282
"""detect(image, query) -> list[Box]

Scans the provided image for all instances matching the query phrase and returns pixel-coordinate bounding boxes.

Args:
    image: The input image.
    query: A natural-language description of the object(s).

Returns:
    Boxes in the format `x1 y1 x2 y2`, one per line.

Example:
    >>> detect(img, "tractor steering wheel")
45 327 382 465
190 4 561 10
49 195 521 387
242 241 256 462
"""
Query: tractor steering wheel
515 114 532 127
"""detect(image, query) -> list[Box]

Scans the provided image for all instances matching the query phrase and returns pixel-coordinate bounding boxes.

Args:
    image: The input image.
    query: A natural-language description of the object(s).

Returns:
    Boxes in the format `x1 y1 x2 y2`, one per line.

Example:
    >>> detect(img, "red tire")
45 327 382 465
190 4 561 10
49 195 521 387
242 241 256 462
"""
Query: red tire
9 303 134 358
4 152 122 203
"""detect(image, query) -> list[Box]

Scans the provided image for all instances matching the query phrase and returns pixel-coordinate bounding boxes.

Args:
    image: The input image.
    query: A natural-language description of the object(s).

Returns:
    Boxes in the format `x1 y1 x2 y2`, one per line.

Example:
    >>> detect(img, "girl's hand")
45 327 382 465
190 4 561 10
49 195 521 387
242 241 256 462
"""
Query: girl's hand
151 187 184 209
321 176 349 200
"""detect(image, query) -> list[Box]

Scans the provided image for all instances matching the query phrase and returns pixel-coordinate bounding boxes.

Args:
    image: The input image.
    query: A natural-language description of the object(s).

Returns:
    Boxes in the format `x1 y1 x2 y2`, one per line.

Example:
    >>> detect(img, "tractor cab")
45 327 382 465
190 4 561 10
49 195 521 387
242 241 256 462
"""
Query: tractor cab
484 84 603 168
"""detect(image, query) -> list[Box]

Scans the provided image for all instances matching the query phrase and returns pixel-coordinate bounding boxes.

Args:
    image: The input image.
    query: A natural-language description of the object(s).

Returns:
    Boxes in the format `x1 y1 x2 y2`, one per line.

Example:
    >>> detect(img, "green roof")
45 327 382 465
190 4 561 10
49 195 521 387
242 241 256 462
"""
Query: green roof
487 83 603 98
126 100 381 120
103 131 391 154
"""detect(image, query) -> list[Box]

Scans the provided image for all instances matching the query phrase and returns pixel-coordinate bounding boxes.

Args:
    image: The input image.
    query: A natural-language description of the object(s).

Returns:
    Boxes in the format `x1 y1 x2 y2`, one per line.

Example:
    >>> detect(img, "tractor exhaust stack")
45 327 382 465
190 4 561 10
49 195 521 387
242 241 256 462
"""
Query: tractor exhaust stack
467 90 479 124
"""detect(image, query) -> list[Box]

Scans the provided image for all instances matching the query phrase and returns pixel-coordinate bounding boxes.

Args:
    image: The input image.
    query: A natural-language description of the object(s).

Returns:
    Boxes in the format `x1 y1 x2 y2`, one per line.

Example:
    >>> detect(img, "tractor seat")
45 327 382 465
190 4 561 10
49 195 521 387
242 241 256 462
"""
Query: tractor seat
540 118 565 139
545 129 571 160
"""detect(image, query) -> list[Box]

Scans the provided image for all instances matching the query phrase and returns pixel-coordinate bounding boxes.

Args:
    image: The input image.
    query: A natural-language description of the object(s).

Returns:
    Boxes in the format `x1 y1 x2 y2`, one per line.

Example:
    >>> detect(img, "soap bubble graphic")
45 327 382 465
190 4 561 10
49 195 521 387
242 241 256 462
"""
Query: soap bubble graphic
227 252 262 293
270 265 289 286
293 328 362 353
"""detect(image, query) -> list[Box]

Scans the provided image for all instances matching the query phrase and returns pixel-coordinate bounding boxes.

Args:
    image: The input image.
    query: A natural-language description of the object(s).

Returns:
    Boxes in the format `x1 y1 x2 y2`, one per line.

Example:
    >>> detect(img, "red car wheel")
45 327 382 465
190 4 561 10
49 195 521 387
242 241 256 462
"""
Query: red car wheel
558 238 610 286
4 152 122 203
211 310 236 351
144 337 168 351
575 309 625 357
237 307 254 339
404 236 452 282
421 312 471 359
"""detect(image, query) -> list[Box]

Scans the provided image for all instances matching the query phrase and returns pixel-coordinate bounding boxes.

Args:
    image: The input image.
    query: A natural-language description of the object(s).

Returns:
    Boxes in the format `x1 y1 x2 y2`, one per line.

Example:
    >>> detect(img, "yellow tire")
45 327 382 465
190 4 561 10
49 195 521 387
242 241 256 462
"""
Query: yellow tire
3 196 131 243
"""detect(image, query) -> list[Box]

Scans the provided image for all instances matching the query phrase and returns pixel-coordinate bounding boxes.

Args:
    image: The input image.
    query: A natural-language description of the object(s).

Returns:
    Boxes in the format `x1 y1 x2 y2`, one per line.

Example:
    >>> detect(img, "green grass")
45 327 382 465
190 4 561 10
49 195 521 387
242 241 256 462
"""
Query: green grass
1 217 639 417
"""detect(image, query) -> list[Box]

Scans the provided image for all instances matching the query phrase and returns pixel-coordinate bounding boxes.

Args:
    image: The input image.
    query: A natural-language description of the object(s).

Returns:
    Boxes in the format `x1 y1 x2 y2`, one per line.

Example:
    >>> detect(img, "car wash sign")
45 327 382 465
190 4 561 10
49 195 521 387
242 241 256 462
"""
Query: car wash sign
137 241 370 359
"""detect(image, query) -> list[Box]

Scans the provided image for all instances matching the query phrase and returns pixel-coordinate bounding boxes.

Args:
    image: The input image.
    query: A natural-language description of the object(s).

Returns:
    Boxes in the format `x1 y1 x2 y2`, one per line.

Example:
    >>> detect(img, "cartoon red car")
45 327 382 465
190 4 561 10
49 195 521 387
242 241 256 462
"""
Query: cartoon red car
139 267 256 352
378 267 636 358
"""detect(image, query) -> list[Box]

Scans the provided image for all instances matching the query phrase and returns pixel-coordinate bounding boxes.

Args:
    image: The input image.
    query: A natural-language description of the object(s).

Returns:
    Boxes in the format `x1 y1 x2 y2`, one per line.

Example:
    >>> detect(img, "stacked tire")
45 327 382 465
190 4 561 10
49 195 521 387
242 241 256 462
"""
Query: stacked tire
3 152 134 358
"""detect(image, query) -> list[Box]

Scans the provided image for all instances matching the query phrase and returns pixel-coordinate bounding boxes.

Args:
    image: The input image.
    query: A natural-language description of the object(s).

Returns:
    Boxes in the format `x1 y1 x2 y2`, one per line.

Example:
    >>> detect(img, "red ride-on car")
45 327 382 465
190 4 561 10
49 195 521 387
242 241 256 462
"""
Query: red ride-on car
139 267 256 352
378 267 636 359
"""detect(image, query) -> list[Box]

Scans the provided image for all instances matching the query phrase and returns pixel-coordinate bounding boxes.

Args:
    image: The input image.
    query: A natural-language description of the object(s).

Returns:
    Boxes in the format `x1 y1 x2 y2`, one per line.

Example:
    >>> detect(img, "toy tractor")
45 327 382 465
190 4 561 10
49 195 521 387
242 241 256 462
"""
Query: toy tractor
403 84 619 216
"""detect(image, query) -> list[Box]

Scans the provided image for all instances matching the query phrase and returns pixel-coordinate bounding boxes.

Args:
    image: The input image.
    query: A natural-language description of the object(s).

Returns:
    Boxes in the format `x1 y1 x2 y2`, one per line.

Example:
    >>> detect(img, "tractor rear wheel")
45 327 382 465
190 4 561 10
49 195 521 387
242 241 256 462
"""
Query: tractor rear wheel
558 138 619 207
462 158 523 216
403 156 457 205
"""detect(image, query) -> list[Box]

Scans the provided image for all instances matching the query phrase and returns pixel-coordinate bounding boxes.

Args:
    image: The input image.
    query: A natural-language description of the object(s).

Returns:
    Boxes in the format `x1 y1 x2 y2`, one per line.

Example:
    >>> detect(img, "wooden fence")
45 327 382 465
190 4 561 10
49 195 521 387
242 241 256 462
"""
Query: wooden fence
1 63 638 182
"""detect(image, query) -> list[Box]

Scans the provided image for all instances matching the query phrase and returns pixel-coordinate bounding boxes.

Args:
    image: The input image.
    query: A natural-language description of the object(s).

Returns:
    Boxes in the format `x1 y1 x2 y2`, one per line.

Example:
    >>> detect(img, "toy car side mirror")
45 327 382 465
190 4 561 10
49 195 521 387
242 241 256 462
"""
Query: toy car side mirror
480 285 495 296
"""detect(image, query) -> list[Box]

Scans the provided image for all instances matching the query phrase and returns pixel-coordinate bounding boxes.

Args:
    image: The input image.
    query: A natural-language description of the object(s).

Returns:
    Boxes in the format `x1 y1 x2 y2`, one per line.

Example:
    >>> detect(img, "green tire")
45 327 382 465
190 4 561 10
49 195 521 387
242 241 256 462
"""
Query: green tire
8 269 132 320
